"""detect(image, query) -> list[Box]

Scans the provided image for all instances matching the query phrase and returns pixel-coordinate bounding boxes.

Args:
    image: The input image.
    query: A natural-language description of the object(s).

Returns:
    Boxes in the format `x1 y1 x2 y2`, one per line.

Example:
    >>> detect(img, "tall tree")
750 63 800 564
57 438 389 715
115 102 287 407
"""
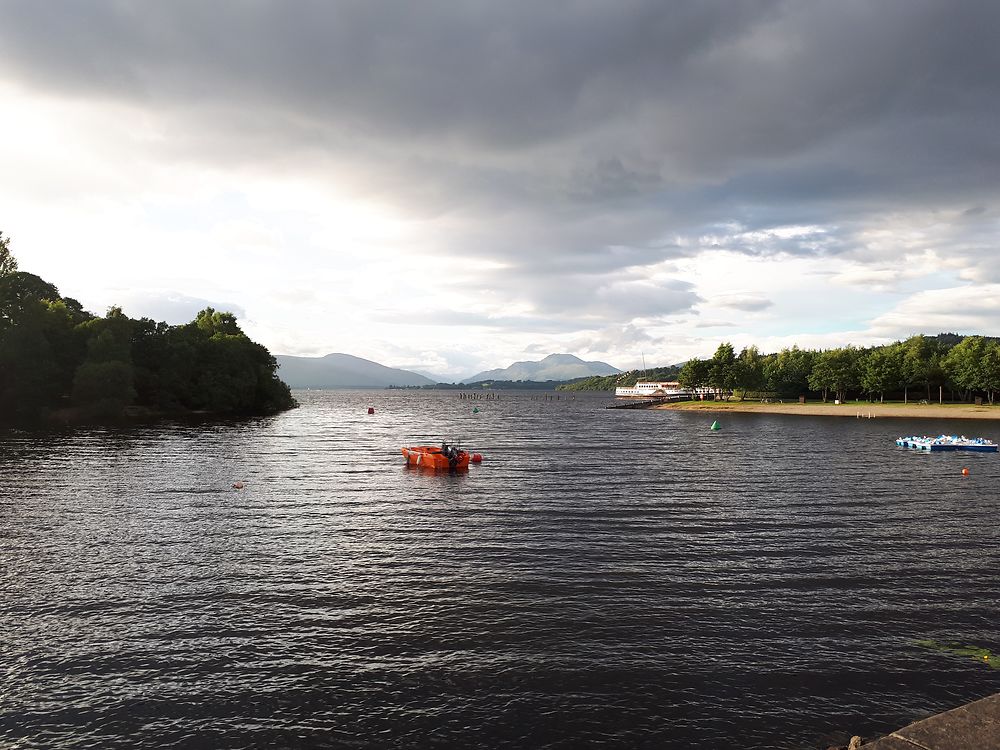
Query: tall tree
678 358 711 393
72 306 137 416
709 342 737 399
733 345 765 400
0 231 17 277
901 335 934 403
808 347 861 402
861 344 903 403
764 346 815 398
982 341 1000 404
943 336 988 401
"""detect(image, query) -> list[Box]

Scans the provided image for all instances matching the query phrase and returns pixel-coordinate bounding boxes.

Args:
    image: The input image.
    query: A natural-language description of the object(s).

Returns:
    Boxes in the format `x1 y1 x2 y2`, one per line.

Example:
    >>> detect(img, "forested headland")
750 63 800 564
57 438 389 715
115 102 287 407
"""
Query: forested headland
0 232 296 423
558 366 682 392
566 336 1000 404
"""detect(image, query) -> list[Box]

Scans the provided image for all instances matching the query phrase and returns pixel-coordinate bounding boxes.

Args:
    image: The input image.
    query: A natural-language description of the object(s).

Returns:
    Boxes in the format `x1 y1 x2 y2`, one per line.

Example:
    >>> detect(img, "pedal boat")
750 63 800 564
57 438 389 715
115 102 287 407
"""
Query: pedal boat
401 444 470 470
895 435 998 452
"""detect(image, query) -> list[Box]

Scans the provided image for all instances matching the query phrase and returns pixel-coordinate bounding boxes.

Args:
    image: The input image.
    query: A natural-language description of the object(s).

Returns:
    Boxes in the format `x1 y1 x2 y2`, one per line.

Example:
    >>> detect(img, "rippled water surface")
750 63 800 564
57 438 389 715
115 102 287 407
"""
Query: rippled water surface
3 390 1000 749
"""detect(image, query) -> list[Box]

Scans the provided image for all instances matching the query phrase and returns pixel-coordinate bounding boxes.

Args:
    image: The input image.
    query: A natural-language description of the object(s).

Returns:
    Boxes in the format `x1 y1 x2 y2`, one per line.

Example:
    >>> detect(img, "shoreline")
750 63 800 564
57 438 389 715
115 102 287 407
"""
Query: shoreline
652 400 1000 420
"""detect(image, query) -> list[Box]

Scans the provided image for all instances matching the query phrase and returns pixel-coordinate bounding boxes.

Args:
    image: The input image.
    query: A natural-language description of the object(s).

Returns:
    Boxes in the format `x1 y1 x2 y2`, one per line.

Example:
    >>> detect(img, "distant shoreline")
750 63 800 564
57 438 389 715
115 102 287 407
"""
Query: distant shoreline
653 400 1000 420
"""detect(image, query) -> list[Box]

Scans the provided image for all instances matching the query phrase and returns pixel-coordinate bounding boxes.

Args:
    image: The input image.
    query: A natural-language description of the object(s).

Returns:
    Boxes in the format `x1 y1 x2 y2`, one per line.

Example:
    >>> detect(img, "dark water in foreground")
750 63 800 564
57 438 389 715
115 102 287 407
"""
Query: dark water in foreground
3 390 1000 749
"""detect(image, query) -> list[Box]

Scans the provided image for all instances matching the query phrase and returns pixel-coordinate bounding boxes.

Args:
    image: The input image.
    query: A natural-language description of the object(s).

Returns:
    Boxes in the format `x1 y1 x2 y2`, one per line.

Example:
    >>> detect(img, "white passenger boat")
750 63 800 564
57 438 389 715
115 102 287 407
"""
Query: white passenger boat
614 381 700 398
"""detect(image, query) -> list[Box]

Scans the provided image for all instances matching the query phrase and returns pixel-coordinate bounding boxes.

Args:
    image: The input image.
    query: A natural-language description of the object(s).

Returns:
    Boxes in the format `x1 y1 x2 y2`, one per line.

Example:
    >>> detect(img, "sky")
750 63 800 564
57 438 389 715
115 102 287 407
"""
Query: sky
1 1 998 380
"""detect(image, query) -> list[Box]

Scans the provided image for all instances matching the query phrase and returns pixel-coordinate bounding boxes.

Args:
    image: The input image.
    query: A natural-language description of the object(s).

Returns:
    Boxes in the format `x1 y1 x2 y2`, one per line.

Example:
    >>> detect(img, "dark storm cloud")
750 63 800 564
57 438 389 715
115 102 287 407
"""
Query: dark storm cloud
0 1 775 147
2 0 999 316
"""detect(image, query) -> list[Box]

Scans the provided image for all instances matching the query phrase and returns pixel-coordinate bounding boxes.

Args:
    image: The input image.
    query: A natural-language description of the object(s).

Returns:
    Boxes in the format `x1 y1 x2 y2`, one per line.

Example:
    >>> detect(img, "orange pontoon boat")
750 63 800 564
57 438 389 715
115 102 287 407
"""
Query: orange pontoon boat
401 442 470 471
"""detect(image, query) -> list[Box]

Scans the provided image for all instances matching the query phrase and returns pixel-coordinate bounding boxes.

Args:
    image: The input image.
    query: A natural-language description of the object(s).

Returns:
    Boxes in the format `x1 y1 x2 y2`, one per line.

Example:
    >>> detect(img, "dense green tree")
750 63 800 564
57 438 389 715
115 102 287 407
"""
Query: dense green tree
901 335 935 403
944 336 989 401
764 346 815 397
196 307 242 337
0 268 67 417
149 308 294 414
861 344 903 403
708 342 737 398
982 342 1000 404
733 345 765 400
80 307 133 360
0 258 295 420
0 305 61 418
0 272 61 332
678 358 711 391
42 299 92 401
808 347 861 402
130 317 171 406
0 231 16 277
72 360 137 417
72 306 137 416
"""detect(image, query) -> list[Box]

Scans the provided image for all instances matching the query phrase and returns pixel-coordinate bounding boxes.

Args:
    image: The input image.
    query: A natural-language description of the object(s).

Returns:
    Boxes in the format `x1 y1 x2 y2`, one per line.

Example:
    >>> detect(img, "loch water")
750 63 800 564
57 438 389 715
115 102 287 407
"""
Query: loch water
3 390 1000 749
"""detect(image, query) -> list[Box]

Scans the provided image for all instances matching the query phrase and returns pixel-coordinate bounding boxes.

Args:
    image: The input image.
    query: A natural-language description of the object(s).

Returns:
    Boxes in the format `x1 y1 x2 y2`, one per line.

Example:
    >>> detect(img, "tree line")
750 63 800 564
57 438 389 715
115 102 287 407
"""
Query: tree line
0 231 296 422
677 336 1000 404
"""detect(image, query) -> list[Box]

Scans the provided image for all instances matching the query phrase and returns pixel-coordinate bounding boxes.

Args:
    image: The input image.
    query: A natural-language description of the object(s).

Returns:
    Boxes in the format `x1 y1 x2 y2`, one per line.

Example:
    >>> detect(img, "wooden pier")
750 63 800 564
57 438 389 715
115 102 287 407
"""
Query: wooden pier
831 692 1000 749
605 395 691 409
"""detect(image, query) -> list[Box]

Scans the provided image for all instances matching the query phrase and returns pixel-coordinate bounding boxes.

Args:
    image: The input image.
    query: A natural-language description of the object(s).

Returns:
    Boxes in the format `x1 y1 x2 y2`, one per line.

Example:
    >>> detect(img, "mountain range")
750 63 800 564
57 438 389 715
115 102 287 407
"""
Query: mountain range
275 353 435 388
462 353 620 383
275 352 620 388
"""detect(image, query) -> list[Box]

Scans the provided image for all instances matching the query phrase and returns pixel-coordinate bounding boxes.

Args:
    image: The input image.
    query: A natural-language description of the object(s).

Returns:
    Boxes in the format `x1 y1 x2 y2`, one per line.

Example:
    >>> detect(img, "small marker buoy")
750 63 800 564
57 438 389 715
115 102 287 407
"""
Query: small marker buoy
473 407 479 413
962 467 970 476
471 453 482 463
367 407 375 414
710 420 721 431
232 481 244 489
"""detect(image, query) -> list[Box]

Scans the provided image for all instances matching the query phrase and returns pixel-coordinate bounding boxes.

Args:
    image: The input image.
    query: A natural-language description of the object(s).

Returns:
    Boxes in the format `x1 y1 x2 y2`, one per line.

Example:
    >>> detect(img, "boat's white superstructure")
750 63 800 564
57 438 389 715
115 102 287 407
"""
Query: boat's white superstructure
614 380 697 398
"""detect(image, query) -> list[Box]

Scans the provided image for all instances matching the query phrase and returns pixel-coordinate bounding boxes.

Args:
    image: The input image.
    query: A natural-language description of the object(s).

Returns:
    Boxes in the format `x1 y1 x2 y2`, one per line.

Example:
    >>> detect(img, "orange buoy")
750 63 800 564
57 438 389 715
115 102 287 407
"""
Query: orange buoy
368 407 375 414
962 467 970 476
471 453 483 463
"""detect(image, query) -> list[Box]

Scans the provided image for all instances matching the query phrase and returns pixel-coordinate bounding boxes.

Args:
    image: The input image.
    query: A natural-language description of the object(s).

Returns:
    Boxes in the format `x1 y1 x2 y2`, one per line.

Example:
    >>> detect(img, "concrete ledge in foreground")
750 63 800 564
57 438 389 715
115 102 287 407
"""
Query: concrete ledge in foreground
859 692 1000 749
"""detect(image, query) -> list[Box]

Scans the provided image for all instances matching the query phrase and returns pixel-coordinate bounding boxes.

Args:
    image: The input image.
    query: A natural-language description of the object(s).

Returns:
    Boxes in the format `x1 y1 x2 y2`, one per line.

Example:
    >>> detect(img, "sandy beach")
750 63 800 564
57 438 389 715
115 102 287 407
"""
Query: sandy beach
653 400 1000 420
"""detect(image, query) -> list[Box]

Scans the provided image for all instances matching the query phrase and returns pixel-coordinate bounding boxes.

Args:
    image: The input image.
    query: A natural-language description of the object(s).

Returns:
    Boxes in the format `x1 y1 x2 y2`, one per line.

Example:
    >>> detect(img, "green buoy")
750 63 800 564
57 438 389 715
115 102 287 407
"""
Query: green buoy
710 420 721 431
473 407 480 413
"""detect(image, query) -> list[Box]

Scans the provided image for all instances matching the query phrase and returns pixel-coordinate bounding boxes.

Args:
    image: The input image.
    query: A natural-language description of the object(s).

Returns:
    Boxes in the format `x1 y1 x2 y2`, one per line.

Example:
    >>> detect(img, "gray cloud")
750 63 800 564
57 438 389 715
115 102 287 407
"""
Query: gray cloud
715 295 774 313
2 1 999 330
5 2 996 199
371 309 585 335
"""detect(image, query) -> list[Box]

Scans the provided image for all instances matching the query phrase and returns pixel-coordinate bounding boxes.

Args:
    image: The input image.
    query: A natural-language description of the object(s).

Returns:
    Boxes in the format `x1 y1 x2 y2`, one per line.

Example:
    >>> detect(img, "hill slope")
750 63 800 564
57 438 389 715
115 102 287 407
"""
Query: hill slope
276 353 435 388
463 353 620 384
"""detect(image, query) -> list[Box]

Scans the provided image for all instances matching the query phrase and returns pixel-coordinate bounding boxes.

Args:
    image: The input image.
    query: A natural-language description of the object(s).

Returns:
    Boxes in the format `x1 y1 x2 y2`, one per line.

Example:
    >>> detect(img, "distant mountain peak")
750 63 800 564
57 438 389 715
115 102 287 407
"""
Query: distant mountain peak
462 353 620 384
276 353 434 388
